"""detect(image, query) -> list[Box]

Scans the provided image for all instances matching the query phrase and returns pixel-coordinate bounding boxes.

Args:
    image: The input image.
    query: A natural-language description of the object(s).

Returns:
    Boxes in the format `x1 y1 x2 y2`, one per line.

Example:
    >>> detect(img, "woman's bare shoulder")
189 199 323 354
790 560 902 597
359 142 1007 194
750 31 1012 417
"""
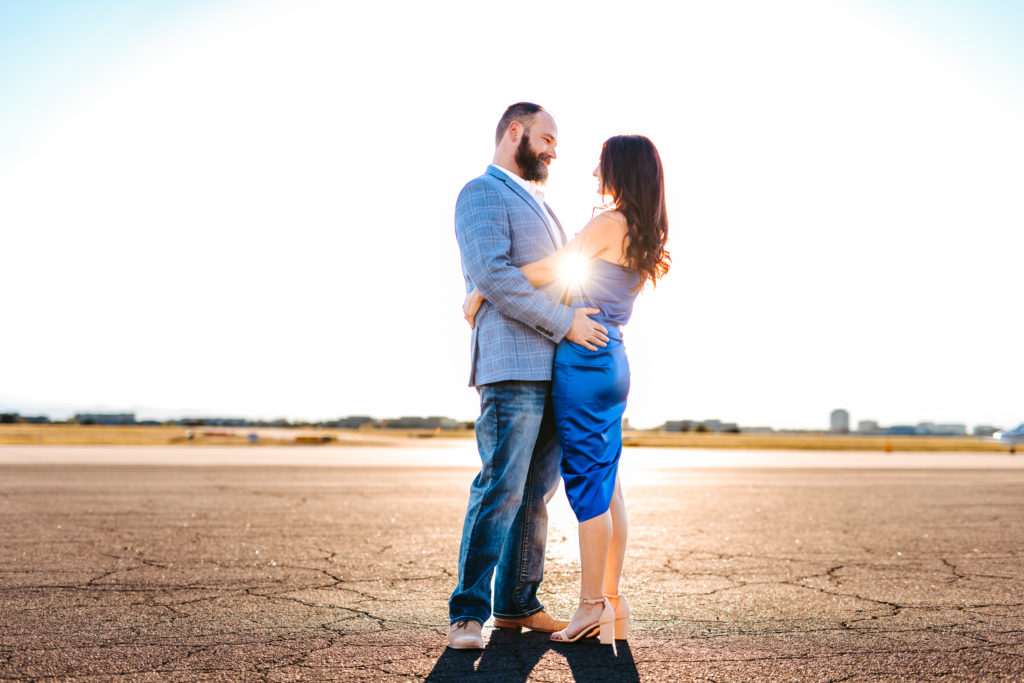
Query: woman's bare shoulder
589 210 628 234
594 209 626 223
575 210 629 264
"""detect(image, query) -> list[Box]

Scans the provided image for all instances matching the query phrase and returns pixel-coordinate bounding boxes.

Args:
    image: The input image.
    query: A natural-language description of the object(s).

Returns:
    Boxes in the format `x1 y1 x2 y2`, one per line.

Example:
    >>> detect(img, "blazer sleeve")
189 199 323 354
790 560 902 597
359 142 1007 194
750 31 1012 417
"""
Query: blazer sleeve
455 179 574 343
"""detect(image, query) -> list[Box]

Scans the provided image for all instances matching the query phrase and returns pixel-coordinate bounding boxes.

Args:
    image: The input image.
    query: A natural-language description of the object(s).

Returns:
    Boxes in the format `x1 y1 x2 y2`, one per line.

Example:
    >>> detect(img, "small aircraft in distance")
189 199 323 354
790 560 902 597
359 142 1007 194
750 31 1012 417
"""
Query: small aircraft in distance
990 423 1024 454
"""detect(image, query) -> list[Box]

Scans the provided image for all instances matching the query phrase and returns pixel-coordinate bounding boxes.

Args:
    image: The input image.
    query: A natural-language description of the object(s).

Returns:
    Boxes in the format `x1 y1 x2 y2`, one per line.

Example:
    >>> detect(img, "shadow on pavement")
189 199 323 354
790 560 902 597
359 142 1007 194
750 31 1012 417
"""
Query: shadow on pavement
426 628 639 682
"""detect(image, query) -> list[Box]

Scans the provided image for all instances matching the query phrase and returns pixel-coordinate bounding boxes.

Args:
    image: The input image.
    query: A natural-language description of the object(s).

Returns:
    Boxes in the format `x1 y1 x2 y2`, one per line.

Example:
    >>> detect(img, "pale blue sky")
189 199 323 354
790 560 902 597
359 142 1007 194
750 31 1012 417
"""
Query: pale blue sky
5 1 1019 151
870 0 1024 96
0 1 224 155
2 1 1022 430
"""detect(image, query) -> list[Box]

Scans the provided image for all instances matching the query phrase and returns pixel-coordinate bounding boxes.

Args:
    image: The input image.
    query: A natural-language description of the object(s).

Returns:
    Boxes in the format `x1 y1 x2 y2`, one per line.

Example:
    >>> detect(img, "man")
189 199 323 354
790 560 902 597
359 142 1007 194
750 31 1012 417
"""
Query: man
448 102 608 649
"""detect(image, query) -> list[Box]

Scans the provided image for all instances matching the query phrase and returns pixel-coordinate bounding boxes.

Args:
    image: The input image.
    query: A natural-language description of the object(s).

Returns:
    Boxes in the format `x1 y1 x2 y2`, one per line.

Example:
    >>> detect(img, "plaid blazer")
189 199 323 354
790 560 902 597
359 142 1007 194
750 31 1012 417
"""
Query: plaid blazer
455 166 574 387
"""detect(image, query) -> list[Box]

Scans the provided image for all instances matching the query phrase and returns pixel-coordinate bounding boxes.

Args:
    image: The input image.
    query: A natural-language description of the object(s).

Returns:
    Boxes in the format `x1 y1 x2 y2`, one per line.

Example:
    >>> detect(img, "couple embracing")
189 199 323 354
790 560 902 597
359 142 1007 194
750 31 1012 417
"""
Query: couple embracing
448 102 669 650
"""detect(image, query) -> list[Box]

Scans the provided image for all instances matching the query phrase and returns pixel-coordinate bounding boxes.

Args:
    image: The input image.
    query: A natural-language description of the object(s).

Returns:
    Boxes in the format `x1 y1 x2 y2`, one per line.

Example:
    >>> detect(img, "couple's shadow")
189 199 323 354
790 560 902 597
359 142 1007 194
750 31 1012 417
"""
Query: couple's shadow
425 627 640 682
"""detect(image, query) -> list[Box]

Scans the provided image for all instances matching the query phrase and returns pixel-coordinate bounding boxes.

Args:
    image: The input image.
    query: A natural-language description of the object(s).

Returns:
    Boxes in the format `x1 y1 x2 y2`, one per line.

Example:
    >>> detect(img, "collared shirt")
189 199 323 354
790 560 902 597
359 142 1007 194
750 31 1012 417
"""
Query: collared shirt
492 164 564 247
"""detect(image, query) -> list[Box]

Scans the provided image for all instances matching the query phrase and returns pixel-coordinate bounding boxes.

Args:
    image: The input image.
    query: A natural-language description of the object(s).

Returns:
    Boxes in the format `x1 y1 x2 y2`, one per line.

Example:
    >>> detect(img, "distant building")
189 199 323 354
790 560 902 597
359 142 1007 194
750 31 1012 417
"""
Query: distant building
857 420 882 435
740 426 774 434
326 416 378 429
175 417 250 427
383 416 459 430
698 419 739 433
888 425 919 435
74 413 136 425
939 424 967 436
974 425 1001 438
664 419 740 433
830 409 849 434
917 423 966 436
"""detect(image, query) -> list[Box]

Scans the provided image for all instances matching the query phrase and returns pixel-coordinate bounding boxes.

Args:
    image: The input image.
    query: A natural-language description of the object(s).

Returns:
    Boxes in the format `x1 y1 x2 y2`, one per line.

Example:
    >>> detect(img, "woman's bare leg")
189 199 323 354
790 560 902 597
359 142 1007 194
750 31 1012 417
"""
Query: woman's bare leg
557 510 612 636
603 475 628 595
580 510 612 599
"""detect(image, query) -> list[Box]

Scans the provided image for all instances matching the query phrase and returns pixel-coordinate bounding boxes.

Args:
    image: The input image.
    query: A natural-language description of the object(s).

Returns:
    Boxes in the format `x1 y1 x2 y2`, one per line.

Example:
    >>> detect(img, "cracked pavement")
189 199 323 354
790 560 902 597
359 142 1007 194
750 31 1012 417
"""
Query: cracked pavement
0 454 1022 681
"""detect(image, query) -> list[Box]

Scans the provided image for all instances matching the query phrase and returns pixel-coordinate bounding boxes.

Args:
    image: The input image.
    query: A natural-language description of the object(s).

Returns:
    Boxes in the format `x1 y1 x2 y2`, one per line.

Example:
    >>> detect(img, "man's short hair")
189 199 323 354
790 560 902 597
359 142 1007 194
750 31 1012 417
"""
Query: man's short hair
495 102 546 146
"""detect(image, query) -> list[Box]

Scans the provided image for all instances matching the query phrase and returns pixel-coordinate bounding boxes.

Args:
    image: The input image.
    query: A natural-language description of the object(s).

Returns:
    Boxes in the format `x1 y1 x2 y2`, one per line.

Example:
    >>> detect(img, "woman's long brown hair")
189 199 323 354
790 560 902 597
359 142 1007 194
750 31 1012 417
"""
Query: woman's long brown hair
599 135 670 289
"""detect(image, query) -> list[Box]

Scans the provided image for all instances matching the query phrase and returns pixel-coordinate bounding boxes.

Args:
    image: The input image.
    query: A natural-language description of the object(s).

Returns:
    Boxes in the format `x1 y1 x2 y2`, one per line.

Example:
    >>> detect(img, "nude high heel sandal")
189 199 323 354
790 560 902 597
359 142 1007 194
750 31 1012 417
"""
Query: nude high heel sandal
549 597 617 651
604 593 630 640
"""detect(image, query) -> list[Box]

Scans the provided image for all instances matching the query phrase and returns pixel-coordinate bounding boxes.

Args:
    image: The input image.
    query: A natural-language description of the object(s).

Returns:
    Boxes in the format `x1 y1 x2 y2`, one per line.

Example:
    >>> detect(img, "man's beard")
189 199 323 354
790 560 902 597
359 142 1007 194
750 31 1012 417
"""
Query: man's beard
515 132 550 183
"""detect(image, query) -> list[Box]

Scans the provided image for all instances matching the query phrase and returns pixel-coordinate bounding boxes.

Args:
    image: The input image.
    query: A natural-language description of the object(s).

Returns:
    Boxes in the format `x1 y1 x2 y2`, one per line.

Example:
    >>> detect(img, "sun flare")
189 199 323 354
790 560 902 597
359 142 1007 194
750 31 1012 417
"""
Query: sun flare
558 251 590 290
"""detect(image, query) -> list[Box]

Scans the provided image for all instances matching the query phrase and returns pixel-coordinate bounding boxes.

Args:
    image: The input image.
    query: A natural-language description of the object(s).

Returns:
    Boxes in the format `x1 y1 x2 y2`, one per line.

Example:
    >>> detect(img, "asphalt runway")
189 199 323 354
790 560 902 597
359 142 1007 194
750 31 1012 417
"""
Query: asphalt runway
1 447 1022 681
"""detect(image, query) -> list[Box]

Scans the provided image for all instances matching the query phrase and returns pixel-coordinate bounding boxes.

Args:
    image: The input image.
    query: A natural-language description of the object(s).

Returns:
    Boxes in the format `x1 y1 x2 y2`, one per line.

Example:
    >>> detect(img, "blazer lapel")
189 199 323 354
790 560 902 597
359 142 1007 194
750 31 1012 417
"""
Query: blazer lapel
544 202 567 246
486 166 559 247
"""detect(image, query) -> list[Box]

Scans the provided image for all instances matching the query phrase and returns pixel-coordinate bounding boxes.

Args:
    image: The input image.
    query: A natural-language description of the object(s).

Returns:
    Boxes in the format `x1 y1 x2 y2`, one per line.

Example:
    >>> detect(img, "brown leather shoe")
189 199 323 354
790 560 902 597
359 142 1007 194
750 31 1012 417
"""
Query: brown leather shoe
447 620 484 649
493 610 569 632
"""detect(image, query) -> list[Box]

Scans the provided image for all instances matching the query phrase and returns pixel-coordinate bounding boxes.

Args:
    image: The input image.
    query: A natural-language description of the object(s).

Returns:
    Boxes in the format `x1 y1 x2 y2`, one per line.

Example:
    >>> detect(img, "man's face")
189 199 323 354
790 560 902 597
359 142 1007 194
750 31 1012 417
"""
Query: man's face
514 113 558 183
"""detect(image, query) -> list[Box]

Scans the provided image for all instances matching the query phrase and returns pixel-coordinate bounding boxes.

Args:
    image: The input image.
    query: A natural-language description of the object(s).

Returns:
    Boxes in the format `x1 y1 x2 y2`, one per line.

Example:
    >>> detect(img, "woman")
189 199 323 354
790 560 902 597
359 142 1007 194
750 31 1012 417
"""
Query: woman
464 135 670 648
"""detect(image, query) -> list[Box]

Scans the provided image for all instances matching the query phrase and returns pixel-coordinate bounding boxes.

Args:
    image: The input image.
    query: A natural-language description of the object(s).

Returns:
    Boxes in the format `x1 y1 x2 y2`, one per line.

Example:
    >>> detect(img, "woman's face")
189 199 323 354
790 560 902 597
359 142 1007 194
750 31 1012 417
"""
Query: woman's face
593 163 608 199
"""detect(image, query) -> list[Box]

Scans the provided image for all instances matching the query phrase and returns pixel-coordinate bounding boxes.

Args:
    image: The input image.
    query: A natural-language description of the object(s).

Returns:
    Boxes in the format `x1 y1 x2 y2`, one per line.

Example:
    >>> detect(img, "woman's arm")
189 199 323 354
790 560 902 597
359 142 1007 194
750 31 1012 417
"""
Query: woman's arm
462 211 627 328
520 211 627 286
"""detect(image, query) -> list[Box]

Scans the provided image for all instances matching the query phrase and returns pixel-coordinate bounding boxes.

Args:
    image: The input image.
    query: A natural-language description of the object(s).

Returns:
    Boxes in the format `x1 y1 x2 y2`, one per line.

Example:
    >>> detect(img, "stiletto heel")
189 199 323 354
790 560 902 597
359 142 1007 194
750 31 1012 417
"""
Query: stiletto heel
604 593 630 640
550 597 617 653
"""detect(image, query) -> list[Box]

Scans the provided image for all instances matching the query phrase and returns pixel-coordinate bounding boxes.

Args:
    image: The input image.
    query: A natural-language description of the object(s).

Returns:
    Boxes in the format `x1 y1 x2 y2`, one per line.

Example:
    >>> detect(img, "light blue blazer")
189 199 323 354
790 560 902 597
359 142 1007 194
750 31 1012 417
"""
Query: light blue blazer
455 165 574 387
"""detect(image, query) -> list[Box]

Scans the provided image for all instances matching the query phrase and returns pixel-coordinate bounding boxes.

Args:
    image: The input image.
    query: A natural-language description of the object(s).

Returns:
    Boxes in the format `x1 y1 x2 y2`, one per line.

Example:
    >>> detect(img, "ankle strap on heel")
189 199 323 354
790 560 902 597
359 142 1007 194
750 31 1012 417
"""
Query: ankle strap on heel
580 597 606 605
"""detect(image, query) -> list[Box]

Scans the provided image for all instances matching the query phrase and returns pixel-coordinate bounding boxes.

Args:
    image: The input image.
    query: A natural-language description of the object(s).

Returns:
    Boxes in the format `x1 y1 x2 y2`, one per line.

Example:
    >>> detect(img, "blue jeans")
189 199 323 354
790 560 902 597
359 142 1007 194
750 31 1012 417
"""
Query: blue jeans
449 380 562 626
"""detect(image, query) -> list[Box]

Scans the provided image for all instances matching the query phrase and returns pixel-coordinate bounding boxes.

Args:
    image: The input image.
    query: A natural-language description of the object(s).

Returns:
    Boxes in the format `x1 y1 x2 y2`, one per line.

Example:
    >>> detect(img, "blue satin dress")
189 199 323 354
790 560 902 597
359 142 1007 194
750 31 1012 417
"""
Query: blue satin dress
552 258 641 523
